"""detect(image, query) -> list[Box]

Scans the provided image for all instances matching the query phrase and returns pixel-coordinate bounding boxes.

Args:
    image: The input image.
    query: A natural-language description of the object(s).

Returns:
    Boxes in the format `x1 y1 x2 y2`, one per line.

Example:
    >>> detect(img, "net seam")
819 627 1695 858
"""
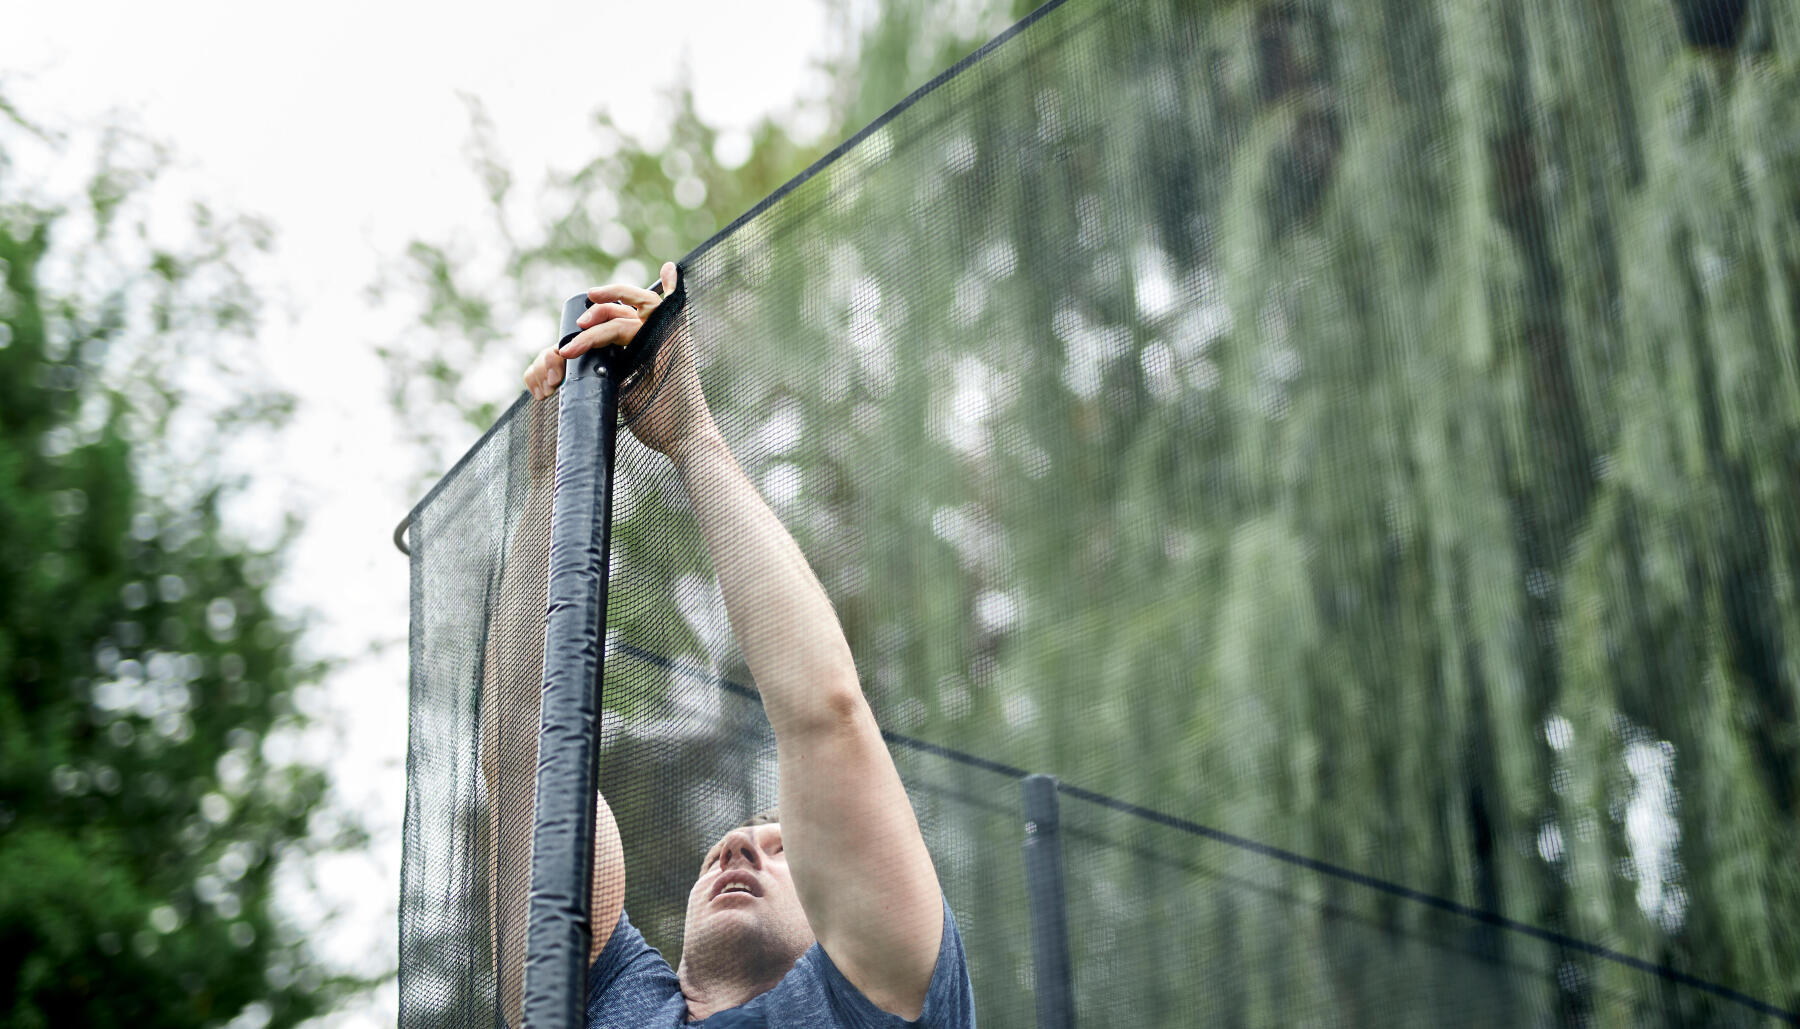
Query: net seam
395 392 534 554
678 0 1083 269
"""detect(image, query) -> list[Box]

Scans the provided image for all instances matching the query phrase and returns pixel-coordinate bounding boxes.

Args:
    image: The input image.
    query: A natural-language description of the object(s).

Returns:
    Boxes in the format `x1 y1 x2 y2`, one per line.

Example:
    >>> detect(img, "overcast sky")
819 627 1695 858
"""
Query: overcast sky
2 3 836 1024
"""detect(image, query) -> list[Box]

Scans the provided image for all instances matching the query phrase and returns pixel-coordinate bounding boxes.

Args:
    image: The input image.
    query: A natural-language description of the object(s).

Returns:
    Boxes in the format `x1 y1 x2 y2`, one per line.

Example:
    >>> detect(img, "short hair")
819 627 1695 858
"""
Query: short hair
738 806 779 828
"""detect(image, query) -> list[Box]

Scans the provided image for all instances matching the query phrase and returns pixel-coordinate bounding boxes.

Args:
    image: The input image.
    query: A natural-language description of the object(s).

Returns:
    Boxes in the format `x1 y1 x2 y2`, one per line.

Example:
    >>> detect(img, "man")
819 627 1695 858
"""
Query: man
505 261 976 1027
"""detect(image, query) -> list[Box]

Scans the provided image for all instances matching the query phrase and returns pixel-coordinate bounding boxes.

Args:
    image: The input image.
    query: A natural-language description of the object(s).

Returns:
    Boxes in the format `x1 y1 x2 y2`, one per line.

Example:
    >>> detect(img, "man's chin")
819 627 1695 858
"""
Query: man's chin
707 892 762 911
695 904 776 943
699 903 759 929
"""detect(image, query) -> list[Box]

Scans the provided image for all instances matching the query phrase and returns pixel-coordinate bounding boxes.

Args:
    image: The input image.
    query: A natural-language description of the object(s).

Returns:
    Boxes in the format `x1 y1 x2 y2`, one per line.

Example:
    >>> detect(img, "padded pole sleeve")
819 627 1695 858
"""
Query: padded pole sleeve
521 304 620 1029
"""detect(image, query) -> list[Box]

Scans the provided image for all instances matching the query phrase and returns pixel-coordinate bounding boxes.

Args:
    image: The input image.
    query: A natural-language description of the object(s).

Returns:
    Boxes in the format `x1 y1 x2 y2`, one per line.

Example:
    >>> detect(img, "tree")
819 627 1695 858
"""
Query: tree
0 99 358 1027
371 1 1029 483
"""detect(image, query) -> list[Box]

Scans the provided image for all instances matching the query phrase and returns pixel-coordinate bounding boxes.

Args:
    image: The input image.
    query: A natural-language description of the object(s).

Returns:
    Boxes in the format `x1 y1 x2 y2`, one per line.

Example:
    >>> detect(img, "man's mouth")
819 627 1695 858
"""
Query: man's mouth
710 871 762 901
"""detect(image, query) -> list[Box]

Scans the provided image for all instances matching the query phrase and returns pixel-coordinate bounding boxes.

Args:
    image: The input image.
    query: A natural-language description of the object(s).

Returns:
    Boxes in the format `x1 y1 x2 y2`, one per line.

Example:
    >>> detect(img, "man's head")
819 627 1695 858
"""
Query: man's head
677 808 815 991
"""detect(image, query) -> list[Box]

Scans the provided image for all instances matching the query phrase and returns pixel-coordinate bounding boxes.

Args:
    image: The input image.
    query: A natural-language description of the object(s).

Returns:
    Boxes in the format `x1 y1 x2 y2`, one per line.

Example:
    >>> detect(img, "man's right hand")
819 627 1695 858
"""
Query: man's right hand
523 261 677 400
523 260 722 464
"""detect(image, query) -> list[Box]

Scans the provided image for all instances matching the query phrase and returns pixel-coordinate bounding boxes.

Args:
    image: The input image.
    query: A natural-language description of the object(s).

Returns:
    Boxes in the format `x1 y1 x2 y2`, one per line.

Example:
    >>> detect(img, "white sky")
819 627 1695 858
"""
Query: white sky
1 2 836 1025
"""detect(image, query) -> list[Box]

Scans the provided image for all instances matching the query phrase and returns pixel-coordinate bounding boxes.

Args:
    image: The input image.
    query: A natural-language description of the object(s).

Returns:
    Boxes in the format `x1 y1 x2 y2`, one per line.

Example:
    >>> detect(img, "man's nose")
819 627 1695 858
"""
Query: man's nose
717 829 763 870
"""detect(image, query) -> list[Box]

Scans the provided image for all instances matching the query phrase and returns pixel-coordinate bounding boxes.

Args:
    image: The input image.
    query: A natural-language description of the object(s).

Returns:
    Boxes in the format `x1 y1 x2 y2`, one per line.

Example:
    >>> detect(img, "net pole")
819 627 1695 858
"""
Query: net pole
1022 773 1076 1029
521 296 620 1028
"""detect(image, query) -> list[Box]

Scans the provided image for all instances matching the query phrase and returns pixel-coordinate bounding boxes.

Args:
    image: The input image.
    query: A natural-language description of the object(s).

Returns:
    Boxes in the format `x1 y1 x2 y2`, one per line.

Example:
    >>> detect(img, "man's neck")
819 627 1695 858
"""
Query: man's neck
680 970 785 1022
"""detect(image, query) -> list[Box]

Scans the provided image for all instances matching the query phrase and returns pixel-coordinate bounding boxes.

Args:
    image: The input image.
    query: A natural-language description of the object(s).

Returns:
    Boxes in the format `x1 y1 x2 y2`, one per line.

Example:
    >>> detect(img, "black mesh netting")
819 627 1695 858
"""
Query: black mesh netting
401 0 1800 1024
402 399 557 1025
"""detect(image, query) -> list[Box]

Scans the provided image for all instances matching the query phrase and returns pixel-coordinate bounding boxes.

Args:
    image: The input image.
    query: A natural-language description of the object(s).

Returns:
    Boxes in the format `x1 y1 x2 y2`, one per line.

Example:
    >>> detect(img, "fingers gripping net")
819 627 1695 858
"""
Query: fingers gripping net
401 0 1800 1024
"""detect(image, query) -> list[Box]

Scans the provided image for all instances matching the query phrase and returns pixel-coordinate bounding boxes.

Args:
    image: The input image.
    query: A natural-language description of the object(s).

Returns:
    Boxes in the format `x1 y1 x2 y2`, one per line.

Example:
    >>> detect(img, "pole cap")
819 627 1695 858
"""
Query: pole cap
559 293 594 350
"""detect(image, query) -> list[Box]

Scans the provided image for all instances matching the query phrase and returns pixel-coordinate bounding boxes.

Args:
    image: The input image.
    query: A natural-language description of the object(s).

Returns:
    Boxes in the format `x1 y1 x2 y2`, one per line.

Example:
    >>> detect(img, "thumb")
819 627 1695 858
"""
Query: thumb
660 262 678 297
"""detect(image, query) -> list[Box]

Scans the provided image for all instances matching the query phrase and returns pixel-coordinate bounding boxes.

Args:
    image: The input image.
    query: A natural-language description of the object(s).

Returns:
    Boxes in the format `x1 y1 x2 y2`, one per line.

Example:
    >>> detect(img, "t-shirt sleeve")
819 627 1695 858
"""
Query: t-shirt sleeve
583 909 682 1029
811 896 977 1028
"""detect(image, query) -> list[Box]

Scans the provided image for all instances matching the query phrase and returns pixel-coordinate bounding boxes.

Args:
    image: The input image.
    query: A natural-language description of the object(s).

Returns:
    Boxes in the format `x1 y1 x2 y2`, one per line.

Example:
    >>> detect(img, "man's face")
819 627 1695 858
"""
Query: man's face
677 822 815 986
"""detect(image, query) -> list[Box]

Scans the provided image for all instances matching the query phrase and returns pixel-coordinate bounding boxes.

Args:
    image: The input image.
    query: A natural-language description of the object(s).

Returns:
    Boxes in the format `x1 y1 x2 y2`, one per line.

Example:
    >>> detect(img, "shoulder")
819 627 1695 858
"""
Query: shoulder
774 897 976 1029
584 910 685 1029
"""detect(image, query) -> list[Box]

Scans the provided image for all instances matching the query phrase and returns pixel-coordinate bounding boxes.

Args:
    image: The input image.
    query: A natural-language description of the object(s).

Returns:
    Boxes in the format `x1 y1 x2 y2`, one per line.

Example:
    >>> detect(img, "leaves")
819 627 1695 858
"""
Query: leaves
0 97 351 1027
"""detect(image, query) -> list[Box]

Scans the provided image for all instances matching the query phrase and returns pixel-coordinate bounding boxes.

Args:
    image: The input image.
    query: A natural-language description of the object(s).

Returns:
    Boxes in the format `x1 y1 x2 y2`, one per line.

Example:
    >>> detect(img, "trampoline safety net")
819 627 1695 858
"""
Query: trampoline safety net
400 0 1800 1025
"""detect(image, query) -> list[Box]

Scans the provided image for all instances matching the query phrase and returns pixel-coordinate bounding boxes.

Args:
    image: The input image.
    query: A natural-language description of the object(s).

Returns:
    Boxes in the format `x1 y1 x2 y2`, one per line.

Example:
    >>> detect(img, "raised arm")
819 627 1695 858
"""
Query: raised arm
670 432 944 1018
534 261 944 1018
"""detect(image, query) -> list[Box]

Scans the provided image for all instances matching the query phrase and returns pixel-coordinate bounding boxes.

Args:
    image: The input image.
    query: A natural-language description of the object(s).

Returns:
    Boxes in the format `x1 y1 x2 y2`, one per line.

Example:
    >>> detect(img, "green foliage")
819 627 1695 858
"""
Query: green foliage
372 82 842 485
374 0 1024 485
0 107 356 1026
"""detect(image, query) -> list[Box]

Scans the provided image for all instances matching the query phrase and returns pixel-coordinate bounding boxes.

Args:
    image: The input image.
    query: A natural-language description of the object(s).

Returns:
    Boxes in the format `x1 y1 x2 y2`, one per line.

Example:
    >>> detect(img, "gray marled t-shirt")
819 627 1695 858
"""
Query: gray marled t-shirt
583 897 975 1028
